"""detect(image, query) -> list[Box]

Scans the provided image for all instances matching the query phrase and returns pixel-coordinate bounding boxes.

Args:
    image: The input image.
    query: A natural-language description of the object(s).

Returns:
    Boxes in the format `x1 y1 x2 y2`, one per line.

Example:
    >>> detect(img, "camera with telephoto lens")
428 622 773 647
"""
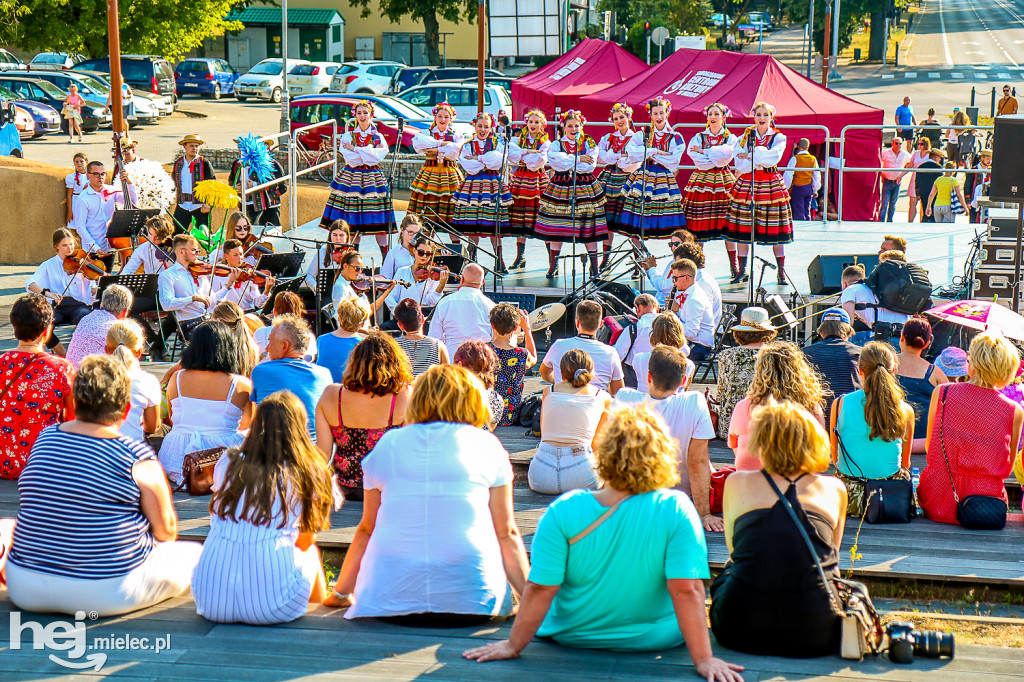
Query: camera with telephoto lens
886 622 955 663
872 321 903 343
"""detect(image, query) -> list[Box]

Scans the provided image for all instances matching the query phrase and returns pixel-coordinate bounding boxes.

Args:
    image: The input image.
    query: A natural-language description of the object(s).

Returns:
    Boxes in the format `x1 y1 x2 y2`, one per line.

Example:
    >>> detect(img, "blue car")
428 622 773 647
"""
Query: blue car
0 84 62 137
175 58 238 99
0 100 24 156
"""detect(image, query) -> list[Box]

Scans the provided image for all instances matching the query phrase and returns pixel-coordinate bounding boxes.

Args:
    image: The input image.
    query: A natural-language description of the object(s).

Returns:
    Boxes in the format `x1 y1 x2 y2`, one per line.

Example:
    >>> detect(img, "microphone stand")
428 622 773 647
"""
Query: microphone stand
492 126 513 290
569 131 580 288
384 116 404 255
637 124 649 293
746 127 757 307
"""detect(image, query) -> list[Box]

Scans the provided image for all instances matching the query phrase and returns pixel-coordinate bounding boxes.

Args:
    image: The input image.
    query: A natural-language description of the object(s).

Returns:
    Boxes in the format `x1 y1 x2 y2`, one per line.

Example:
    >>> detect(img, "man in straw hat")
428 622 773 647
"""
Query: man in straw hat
171 133 215 235
914 147 945 224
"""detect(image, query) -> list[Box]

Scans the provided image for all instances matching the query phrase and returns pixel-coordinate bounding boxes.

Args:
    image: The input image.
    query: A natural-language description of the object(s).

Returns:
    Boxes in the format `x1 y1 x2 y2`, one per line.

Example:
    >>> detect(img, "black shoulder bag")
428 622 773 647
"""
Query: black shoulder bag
936 385 1008 530
834 395 913 524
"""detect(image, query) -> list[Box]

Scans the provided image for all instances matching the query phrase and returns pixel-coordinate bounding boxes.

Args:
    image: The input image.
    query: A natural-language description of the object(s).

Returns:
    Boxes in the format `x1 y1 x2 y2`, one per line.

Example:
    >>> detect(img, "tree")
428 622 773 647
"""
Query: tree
600 0 710 61
347 0 477 67
1 0 241 59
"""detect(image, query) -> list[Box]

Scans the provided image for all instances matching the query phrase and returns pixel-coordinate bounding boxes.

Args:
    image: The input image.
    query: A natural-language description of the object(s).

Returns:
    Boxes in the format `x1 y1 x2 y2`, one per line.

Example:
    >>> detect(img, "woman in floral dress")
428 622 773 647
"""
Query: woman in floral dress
488 303 537 426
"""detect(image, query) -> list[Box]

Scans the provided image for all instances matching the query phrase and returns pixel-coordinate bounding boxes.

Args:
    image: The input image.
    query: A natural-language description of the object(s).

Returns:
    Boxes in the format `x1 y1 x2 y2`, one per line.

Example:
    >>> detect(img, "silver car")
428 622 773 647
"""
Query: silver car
235 58 311 103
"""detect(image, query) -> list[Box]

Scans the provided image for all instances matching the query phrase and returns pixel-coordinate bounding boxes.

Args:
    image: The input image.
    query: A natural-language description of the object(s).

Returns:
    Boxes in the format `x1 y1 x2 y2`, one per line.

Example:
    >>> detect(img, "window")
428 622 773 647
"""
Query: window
291 102 318 124
290 65 317 76
250 61 284 75
332 25 342 42
177 61 208 74
367 65 386 76
405 88 432 106
325 65 339 76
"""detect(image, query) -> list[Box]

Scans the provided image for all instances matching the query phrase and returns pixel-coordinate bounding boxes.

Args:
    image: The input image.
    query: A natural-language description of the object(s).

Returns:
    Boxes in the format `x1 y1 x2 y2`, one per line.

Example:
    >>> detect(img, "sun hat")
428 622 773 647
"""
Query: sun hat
119 136 136 149
934 347 969 378
178 133 205 147
733 307 775 332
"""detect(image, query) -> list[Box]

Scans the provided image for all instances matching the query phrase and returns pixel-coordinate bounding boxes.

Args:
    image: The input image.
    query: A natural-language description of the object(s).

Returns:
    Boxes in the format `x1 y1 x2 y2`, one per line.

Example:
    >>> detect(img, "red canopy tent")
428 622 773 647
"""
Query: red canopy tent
561 47 883 221
511 39 647 121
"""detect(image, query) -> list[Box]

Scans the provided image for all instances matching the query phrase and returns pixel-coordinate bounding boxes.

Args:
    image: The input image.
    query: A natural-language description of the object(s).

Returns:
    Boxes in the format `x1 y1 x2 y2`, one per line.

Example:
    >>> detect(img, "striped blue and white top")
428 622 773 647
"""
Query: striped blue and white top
9 425 156 580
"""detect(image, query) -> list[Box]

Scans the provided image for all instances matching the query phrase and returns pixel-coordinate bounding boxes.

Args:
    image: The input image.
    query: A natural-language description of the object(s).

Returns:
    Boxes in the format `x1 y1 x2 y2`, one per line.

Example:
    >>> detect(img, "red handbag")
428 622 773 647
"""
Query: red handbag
709 465 736 514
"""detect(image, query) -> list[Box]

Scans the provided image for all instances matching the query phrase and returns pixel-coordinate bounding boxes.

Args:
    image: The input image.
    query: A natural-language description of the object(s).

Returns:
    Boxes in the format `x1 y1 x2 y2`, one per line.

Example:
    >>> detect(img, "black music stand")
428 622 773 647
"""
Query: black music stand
313 267 341 335
435 253 467 274
256 251 305 278
107 208 160 243
260 275 306 316
96 273 165 352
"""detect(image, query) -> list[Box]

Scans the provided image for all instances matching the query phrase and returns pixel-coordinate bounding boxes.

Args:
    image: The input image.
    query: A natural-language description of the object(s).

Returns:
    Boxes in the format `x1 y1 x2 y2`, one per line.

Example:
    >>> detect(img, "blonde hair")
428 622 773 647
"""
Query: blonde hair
406 364 489 428
748 401 831 477
594 405 680 493
650 312 685 348
335 297 370 333
879 249 906 263
106 319 145 371
212 300 260 377
883 234 907 252
858 341 908 441
969 331 1019 389
748 341 826 414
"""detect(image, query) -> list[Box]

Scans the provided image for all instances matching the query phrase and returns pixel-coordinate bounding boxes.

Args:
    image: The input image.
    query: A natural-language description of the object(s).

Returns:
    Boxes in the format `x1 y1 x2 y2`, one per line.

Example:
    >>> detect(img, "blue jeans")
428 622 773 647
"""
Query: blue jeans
880 179 900 222
689 343 713 361
851 330 900 350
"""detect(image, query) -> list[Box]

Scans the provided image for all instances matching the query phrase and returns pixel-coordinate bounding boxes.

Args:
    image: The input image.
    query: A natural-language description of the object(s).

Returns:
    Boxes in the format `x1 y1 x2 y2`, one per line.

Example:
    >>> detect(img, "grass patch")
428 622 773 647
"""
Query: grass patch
843 24 906 64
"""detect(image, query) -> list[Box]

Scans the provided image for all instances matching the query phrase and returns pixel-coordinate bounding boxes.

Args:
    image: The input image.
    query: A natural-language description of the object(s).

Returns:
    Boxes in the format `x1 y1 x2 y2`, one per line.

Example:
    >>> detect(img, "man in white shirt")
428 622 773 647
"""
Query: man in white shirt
643 230 692 300
66 284 133 368
211 239 277 311
158 234 218 341
879 137 912 222
541 299 624 395
429 263 495 357
841 261 909 347
614 293 658 371
26 227 96 355
674 241 723 327
669 258 715 360
68 161 123 270
615 345 719 532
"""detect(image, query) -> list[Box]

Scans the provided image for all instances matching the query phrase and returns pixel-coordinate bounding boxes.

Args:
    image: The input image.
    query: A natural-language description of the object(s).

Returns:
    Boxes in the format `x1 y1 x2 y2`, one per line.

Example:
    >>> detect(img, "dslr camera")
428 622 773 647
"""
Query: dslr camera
886 622 955 664
871 321 904 344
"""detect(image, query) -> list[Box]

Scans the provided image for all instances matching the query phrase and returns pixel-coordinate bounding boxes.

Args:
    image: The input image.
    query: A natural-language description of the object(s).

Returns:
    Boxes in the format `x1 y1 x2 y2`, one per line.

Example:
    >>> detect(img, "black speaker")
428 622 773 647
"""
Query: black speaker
990 114 1024 202
988 216 1021 243
806 254 880 295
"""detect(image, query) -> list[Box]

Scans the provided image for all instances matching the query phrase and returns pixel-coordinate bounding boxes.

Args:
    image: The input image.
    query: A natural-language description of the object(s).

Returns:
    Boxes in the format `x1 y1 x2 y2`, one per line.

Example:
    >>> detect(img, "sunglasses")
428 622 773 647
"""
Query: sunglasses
415 249 432 257
668 240 682 247
88 171 105 177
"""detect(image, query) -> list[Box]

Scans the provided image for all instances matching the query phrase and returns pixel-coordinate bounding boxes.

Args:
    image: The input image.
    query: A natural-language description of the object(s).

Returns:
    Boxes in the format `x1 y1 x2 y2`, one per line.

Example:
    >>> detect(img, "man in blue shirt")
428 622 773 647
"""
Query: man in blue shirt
251 315 331 437
894 96 916 142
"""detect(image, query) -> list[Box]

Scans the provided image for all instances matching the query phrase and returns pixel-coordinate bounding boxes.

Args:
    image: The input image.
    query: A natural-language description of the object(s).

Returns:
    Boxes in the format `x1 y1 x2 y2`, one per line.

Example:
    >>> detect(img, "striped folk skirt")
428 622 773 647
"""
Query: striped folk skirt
682 166 736 241
533 171 608 243
508 166 549 236
320 165 396 234
611 162 687 239
599 166 631 227
722 170 794 245
408 160 464 225
451 171 513 237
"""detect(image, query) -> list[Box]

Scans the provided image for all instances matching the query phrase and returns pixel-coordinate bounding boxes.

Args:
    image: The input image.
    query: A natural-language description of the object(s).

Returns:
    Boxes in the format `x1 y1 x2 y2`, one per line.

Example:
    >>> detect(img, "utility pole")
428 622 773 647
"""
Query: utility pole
279 0 289 133
106 0 123 137
478 0 485 111
822 0 832 86
830 0 842 79
644 21 651 64
806 0 815 78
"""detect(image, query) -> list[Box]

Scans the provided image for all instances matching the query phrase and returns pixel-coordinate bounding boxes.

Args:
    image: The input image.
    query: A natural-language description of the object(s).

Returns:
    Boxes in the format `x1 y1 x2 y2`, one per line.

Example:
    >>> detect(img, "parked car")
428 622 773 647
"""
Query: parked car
54 69 165 122
235 58 310 103
287 62 341 96
28 52 86 71
387 66 504 95
73 55 177 104
329 61 404 95
0 85 60 137
0 75 108 132
174 58 239 99
0 100 25 155
0 49 26 72
746 12 775 30
709 13 734 28
397 83 511 122
455 75 515 93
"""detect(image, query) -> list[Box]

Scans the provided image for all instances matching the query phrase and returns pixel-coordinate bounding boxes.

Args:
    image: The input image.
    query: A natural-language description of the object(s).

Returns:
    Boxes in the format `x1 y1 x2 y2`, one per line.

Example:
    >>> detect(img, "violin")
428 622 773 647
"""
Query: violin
235 267 274 287
414 265 448 282
188 262 232 278
63 250 108 280
241 233 274 257
352 275 410 293
330 243 358 264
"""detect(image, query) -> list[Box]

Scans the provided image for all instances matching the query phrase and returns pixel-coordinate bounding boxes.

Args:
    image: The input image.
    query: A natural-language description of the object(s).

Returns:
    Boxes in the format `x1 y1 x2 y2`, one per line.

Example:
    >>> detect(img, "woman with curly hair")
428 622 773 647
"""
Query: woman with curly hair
534 110 608 279
727 341 825 470
453 340 504 431
722 102 793 285
408 103 465 227
595 103 640 270
464 405 744 682
506 109 551 271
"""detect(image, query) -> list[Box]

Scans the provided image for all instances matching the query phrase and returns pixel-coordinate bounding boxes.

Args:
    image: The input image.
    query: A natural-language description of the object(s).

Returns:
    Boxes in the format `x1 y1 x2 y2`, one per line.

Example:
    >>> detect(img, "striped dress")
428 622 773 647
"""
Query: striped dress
396 335 443 377
681 129 737 241
191 454 322 624
320 125 396 234
612 126 688 238
533 136 608 243
451 136 513 237
507 132 551 236
8 426 156 579
723 128 794 244
408 127 465 224
596 129 640 226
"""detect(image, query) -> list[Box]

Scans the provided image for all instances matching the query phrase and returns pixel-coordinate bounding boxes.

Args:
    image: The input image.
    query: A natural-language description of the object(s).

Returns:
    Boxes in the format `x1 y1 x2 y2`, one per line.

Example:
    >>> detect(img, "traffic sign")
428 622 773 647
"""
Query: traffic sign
738 23 756 31
652 26 670 46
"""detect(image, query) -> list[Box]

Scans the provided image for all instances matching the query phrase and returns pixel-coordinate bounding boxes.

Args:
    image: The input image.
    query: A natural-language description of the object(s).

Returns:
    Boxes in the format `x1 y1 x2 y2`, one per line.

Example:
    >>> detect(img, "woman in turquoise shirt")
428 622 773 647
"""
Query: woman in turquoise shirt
463 405 744 682
829 341 914 516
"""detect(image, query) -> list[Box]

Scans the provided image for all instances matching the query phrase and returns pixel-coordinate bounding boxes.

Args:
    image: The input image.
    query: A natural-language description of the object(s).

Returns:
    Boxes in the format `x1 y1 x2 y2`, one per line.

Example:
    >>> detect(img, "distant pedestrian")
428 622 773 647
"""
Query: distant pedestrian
920 108 942 149
782 138 821 221
879 137 911 222
894 96 916 142
925 162 966 224
945 109 969 165
906 138 932 222
62 84 84 144
965 148 992 223
916 148 945 224
998 85 1018 116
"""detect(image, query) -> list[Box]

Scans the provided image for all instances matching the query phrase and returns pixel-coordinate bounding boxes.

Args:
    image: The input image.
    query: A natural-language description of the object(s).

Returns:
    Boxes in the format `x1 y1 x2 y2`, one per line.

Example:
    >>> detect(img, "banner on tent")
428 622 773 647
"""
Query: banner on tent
664 70 725 98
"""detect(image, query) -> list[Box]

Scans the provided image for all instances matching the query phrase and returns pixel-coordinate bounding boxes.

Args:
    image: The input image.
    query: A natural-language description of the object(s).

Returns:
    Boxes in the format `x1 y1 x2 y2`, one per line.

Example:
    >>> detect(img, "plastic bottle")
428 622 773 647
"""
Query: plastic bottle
910 467 921 513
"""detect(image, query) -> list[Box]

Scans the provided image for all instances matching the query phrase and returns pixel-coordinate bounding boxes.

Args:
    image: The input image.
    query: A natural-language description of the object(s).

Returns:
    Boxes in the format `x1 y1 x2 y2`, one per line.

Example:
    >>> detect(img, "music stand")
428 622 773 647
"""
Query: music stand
256 251 305 278
107 208 160 242
96 273 164 350
435 253 467 274
260 275 306 316
313 267 341 336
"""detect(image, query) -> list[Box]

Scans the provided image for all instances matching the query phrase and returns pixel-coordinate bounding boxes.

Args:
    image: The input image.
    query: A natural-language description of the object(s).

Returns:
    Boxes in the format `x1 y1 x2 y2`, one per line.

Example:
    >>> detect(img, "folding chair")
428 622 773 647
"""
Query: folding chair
691 306 737 384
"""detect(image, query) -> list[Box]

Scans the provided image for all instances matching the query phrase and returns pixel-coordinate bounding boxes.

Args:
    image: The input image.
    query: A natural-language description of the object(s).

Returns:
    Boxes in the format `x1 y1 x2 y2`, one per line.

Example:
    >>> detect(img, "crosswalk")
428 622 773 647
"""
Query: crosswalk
862 66 1022 81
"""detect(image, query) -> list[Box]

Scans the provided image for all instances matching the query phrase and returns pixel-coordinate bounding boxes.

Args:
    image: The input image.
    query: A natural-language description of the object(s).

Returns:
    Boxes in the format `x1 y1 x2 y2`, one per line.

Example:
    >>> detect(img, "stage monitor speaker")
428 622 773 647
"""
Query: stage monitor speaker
989 114 1024 202
763 293 798 330
806 254 880 295
988 217 1021 243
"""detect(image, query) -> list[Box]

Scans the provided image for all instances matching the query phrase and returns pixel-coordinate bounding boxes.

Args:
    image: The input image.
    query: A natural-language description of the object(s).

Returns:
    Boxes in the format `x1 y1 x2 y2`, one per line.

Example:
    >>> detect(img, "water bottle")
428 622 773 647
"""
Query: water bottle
911 467 921 514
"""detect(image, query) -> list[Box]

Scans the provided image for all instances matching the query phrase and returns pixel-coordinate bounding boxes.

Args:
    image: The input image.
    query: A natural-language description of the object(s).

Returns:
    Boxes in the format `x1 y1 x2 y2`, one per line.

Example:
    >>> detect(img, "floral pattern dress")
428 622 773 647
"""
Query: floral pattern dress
715 346 760 441
490 344 530 427
0 352 74 479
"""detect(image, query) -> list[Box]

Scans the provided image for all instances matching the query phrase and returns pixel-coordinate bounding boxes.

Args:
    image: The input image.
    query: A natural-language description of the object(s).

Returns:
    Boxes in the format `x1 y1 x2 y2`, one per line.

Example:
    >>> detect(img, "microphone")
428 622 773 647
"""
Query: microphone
754 256 776 270
505 123 513 141
396 115 405 138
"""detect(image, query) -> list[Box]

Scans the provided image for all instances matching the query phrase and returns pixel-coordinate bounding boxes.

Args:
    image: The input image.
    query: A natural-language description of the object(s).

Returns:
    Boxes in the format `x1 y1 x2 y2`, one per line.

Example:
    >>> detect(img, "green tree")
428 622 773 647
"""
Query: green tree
346 0 477 67
2 0 241 59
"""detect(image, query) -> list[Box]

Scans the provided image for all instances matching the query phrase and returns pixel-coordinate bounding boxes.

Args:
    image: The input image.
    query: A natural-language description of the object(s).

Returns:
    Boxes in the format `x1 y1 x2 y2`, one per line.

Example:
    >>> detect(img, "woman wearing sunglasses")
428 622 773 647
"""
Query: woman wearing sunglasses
384 236 449 318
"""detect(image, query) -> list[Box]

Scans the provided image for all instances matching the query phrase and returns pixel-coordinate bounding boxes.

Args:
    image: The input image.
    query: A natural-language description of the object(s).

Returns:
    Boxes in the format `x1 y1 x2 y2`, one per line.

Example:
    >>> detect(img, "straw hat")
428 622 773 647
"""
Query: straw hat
928 148 946 159
119 135 137 149
178 134 205 147
733 307 775 332
979 148 992 157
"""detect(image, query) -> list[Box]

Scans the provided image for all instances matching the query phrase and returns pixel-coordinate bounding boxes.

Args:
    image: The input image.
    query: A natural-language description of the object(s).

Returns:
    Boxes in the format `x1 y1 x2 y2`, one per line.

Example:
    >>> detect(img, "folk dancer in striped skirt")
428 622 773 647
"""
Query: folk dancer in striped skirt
319 100 396 260
596 102 640 271
506 109 551 272
682 103 739 277
408 102 465 229
452 112 514 273
723 102 793 285
534 110 607 278
612 98 687 273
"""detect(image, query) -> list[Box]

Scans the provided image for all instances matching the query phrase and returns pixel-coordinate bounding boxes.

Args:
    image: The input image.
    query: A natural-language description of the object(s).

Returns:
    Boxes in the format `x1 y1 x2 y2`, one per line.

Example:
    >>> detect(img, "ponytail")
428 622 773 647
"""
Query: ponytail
859 341 907 442
560 348 594 388
110 343 138 371
106 319 145 372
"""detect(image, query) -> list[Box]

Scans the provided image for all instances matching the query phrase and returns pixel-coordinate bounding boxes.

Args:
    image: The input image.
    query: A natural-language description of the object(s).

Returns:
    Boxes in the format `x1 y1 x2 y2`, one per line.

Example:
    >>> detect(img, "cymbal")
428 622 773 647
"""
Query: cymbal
529 302 566 331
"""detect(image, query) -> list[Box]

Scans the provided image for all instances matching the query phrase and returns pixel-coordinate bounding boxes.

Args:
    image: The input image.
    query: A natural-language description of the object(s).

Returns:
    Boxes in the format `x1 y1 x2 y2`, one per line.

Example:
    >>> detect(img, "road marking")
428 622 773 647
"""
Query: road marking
952 72 964 78
963 41 981 46
978 73 989 79
938 0 953 66
965 51 984 55
973 65 991 70
905 72 918 78
998 73 1013 78
882 74 895 79
929 72 940 78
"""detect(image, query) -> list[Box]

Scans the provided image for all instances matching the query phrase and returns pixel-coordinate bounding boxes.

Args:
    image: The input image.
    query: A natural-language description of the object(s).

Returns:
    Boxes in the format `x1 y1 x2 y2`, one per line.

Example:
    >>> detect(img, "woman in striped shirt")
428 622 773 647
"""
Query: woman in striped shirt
393 298 448 377
192 391 334 624
4 356 202 617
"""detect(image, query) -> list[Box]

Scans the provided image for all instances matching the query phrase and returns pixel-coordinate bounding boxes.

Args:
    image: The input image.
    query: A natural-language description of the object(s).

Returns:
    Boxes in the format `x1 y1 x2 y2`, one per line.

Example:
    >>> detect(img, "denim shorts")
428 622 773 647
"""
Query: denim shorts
528 441 599 495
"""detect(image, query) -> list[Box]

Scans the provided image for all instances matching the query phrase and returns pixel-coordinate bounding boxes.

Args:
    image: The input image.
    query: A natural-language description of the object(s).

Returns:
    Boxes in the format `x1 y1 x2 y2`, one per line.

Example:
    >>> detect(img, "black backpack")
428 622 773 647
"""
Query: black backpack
867 259 933 315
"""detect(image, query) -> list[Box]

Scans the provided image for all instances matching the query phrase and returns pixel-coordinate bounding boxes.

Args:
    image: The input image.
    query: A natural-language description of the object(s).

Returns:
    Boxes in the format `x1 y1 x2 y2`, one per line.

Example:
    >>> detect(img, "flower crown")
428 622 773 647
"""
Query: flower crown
558 109 586 126
524 108 548 125
703 102 731 117
646 97 672 115
472 111 496 128
749 101 776 118
355 99 375 117
609 102 633 122
432 102 456 119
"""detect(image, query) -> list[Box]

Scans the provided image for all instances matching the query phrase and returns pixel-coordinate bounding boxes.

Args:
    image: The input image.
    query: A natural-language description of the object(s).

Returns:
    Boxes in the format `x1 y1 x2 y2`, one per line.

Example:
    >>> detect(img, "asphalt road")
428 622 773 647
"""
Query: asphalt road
906 0 1024 69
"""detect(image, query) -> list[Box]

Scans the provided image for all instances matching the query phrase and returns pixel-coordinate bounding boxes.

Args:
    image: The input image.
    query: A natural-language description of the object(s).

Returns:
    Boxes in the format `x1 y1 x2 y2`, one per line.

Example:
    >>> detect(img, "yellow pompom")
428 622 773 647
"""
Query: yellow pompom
194 180 240 210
